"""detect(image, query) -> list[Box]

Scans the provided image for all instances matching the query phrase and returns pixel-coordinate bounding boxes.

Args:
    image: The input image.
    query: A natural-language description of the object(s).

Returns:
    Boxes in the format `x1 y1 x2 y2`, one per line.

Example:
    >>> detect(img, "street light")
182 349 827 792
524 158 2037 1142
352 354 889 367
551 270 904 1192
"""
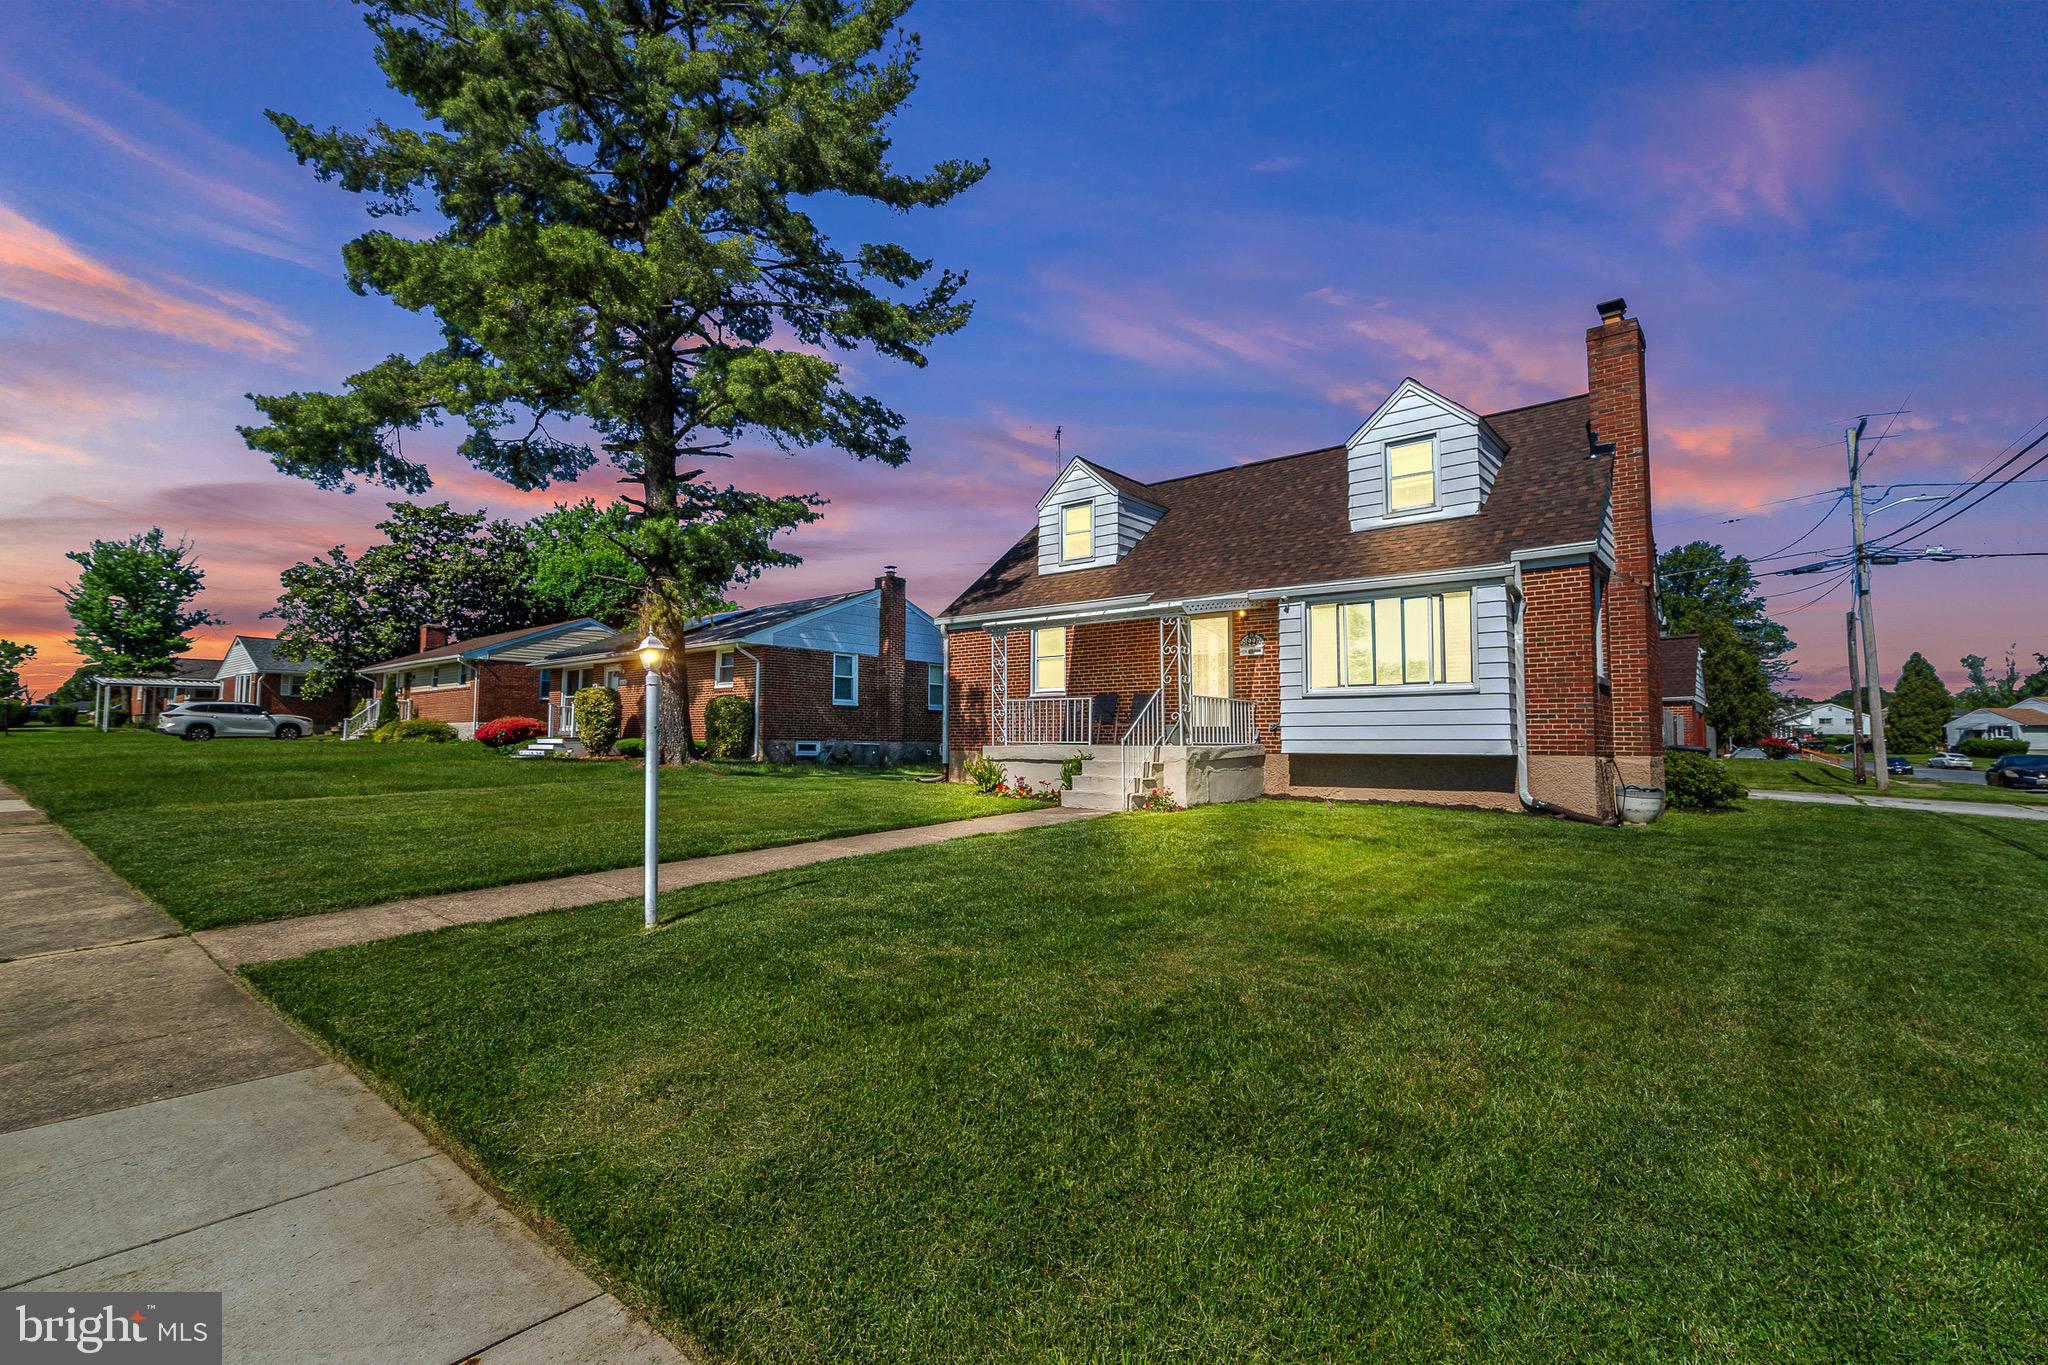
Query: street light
637 632 667 930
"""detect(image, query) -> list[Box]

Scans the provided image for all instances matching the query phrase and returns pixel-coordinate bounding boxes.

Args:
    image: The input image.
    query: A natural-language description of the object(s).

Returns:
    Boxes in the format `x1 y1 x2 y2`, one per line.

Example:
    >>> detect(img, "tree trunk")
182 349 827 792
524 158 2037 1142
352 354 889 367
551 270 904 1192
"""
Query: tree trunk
658 653 691 765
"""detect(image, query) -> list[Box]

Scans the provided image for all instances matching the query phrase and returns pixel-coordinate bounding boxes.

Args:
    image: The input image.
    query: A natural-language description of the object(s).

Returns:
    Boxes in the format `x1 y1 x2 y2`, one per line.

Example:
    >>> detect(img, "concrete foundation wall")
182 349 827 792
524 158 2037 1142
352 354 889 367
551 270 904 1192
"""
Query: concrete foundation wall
1269 753 1521 812
1156 746 1266 806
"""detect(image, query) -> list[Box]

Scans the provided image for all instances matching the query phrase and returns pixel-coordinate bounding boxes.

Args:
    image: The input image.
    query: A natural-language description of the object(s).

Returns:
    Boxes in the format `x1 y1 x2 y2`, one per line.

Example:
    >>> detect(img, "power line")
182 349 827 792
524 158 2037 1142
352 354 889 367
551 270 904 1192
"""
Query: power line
1882 417 2048 542
1889 437 2048 545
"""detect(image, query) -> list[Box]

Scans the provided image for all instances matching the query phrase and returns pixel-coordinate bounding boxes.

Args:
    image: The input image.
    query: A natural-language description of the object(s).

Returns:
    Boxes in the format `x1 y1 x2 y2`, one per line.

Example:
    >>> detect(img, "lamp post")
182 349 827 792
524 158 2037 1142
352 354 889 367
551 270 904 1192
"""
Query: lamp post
638 632 667 930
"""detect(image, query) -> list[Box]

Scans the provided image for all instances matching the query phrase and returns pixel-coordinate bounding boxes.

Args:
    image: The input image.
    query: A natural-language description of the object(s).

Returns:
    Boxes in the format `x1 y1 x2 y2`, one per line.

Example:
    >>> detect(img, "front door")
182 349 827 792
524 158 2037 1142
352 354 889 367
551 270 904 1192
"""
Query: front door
1189 615 1232 700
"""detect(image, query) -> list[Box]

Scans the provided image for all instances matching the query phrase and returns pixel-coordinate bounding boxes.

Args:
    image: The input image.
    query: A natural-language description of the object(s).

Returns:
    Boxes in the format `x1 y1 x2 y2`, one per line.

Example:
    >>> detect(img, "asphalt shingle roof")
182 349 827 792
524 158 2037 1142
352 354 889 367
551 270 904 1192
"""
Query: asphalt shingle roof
371 619 600 669
943 395 1609 618
542 592 870 662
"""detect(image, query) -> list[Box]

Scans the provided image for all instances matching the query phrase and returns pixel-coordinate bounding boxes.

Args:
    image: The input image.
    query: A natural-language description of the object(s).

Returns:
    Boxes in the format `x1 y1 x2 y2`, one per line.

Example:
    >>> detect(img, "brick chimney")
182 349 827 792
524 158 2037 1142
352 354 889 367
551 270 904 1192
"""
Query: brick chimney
876 566 906 739
419 625 450 652
1585 298 1663 768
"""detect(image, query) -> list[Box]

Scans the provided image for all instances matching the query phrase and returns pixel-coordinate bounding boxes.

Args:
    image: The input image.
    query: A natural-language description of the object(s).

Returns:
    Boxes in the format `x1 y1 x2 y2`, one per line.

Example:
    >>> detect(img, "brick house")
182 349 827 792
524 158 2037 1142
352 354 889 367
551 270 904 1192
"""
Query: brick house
939 299 1667 820
355 619 615 738
214 636 350 729
539 569 946 764
1659 634 1710 752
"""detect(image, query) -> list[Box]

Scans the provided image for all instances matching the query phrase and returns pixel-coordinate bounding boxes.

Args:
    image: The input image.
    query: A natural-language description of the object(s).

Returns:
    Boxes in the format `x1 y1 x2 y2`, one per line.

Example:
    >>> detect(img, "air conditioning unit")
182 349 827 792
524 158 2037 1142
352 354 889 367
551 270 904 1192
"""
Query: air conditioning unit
792 740 822 758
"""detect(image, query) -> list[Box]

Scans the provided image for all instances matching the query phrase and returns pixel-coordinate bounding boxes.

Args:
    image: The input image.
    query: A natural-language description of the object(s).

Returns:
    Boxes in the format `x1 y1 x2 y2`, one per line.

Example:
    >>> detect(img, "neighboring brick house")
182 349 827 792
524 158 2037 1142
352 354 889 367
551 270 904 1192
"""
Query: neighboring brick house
940 299 1667 820
356 619 614 739
214 636 350 729
1659 634 1710 752
539 569 946 764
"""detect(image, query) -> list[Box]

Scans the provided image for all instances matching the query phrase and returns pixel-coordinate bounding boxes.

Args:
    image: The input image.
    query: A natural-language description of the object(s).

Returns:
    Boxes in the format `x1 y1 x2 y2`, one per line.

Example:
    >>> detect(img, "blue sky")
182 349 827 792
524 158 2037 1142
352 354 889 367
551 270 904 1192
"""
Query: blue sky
2 0 2043 696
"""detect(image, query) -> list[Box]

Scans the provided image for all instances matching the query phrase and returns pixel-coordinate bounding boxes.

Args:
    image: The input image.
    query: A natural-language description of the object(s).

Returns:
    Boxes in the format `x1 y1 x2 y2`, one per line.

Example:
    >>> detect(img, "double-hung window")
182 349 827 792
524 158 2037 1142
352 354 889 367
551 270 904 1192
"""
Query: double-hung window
537 668 551 699
1031 627 1067 694
1060 502 1094 561
1307 589 1473 689
927 663 945 711
1384 437 1437 513
832 653 858 706
714 649 735 687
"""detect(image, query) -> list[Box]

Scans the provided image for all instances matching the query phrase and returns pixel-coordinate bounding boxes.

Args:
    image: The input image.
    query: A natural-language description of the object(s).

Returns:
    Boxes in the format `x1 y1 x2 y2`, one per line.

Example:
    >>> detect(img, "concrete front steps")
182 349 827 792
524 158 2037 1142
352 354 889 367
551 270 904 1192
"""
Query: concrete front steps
511 736 583 760
1060 751 1161 811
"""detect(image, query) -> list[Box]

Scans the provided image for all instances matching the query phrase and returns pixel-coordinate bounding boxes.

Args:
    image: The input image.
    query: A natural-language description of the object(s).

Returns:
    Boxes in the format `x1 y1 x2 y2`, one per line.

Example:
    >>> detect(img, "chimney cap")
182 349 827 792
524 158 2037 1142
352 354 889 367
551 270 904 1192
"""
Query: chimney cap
883 564 899 576
1596 297 1628 322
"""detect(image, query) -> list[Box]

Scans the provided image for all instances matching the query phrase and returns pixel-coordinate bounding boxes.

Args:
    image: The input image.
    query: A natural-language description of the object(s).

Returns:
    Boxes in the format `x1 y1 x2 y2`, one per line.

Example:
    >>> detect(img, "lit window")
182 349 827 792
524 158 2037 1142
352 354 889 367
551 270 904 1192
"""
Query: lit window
714 650 735 686
832 653 858 706
1304 590 1474 689
1032 628 1067 694
1061 502 1094 561
1385 437 1436 512
927 663 945 711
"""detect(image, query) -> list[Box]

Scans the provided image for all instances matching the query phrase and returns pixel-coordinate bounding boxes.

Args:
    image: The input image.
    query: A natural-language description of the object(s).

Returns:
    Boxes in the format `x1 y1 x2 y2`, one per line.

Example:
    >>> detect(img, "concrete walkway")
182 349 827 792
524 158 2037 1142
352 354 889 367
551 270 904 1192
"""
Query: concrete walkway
1750 788 2048 821
198 804 1102 968
0 784 689 1364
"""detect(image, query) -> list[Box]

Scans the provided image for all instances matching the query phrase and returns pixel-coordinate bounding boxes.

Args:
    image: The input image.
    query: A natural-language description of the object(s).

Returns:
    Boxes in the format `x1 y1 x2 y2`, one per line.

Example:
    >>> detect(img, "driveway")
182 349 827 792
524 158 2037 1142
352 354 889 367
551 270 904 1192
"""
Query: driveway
0 785 688 1363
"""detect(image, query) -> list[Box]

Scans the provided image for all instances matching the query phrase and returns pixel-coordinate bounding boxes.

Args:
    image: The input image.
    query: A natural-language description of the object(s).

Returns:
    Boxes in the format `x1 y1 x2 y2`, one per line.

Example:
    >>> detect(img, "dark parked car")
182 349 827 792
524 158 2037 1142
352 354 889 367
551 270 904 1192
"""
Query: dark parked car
1886 755 1915 776
1986 755 2048 790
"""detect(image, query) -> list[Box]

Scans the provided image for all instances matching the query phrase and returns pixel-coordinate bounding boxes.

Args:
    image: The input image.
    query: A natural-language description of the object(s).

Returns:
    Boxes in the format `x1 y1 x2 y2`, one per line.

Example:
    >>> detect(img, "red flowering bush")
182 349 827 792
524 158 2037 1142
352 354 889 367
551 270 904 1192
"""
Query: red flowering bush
476 716 546 750
1758 737 1797 760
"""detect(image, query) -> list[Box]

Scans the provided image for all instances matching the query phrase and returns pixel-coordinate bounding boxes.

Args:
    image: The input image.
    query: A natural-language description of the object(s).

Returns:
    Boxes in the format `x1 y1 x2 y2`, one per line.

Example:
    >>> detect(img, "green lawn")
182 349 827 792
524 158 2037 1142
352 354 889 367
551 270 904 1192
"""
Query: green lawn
1731 756 2048 805
248 799 2048 1361
0 727 1034 928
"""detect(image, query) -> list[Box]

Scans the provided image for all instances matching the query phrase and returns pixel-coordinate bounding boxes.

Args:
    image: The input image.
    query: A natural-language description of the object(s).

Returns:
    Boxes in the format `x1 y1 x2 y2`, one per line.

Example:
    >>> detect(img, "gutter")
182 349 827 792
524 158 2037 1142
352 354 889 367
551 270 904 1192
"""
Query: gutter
732 645 764 760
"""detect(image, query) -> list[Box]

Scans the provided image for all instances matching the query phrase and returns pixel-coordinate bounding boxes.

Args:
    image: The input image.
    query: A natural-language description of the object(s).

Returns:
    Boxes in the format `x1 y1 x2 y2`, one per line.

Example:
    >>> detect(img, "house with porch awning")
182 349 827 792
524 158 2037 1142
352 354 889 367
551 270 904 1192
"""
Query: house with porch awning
937 300 1668 820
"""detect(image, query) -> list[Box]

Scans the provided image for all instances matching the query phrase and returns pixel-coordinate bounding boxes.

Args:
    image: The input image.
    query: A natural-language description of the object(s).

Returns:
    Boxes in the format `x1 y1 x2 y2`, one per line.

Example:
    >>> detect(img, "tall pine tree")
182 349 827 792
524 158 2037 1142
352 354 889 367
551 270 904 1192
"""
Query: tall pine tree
1885 652 1953 753
239 0 983 759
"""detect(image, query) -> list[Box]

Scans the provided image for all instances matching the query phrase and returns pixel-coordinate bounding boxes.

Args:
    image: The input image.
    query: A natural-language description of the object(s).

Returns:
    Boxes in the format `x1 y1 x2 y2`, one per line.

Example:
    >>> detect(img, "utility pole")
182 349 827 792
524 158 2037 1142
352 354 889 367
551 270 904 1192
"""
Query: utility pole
1846 418 1891 791
1845 609 1866 784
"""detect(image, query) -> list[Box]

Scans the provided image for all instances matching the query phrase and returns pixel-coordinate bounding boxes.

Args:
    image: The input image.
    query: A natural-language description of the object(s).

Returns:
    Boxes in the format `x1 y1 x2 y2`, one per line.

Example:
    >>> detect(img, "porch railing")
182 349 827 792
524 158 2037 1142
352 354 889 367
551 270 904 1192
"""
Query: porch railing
339 696 380 741
1120 689 1166 810
999 696 1093 746
1186 693 1256 747
549 700 579 738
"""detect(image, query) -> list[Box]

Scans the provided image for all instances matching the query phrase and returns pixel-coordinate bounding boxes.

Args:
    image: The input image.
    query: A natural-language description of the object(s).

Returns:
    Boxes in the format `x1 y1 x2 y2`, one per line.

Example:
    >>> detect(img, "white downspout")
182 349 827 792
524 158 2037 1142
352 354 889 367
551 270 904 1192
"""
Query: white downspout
940 631 950 775
1511 565 1538 812
733 645 764 760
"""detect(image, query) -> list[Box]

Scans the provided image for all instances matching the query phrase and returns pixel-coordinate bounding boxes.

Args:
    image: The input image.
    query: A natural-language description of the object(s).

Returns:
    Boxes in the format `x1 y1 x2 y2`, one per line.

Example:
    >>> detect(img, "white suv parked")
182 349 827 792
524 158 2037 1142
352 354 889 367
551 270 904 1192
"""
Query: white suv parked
158 702 316 741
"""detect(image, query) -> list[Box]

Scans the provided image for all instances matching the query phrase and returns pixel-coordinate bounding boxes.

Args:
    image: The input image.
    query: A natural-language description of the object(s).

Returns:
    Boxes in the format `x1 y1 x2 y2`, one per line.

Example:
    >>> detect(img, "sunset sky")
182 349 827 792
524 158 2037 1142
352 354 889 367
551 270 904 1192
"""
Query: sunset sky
3 0 2043 700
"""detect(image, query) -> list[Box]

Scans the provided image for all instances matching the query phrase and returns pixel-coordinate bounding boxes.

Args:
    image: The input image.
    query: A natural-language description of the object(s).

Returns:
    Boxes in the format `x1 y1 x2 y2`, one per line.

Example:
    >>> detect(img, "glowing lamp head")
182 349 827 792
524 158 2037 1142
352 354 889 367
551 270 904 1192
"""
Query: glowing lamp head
637 633 668 671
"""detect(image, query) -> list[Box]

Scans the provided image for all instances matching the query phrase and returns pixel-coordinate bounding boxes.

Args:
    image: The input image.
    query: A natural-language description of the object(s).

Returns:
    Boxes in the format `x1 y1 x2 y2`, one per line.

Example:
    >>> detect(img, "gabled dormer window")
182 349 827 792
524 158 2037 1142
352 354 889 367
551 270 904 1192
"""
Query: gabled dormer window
1061 502 1093 561
1385 436 1437 514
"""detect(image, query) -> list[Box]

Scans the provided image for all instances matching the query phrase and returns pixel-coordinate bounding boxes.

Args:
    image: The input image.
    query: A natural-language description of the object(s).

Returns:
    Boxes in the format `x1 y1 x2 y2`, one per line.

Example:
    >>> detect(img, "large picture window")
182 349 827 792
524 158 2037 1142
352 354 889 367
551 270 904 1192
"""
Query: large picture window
1031 627 1067 694
1384 437 1437 513
1308 589 1474 689
1060 502 1094 561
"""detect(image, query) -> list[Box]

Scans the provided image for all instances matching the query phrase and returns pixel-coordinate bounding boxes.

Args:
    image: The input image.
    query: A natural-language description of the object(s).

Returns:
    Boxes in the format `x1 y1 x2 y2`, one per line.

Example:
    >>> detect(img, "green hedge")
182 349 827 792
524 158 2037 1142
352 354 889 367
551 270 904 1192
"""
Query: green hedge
1664 752 1746 811
1958 736 2029 759
373 717 458 744
704 694 754 759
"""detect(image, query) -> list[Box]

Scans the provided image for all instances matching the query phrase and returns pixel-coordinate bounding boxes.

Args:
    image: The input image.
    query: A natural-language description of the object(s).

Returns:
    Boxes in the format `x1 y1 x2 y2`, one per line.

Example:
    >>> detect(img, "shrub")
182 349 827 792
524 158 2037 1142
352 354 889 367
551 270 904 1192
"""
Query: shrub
1959 736 2029 759
573 685 621 755
378 672 398 721
1 699 28 727
615 738 645 758
374 717 458 744
1664 752 1746 811
48 703 78 726
1060 750 1093 789
703 694 754 759
1758 737 1797 760
963 753 1004 794
475 716 546 750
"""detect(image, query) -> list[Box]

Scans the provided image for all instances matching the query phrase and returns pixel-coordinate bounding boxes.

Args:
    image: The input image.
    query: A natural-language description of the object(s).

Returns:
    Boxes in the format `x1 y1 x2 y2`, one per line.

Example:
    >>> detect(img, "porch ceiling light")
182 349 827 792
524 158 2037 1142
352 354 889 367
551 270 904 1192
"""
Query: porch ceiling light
638 633 668 670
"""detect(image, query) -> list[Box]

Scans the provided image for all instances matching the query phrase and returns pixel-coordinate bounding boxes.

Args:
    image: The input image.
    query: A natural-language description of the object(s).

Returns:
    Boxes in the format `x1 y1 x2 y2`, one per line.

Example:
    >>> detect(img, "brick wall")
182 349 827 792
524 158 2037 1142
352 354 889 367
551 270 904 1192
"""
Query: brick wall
1586 306 1662 760
400 661 547 729
1521 564 1598 757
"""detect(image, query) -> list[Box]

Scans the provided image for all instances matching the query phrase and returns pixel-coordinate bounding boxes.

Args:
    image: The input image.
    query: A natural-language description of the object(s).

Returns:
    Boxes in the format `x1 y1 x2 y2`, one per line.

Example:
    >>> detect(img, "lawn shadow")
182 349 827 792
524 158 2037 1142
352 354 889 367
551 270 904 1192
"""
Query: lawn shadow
655 872 830 927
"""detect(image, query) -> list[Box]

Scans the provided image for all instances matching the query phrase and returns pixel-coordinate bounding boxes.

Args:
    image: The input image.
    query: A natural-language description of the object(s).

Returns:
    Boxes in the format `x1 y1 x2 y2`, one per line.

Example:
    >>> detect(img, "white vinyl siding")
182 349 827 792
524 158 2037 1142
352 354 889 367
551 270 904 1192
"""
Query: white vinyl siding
832 653 857 706
1281 581 1512 756
1347 380 1503 532
1036 460 1164 575
1031 627 1067 694
767 592 881 655
927 663 945 711
905 606 945 664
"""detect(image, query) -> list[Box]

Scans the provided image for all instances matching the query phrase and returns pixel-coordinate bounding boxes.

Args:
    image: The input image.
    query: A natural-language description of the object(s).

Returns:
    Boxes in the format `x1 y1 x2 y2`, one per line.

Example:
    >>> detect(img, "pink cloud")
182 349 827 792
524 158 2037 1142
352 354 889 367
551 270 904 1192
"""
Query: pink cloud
0 200 301 353
1540 60 1922 240
1316 293 1584 413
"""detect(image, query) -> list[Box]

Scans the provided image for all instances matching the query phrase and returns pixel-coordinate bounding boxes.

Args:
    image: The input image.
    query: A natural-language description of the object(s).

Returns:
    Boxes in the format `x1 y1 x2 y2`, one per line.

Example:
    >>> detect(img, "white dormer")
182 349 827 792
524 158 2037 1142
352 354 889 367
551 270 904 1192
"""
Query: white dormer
1345 378 1505 533
1036 458 1164 575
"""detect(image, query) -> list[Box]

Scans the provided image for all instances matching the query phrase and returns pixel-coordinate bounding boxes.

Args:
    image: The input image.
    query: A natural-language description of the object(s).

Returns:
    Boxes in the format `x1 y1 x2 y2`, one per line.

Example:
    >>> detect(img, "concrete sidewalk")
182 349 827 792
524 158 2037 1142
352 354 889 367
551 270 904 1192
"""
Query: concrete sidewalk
1749 788 2048 821
198 803 1102 969
0 784 689 1364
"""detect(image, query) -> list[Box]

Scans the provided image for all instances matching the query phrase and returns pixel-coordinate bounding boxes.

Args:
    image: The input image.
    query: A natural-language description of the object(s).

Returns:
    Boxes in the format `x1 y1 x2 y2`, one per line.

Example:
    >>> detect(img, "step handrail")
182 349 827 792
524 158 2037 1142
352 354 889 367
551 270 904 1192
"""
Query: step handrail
1118 688 1165 811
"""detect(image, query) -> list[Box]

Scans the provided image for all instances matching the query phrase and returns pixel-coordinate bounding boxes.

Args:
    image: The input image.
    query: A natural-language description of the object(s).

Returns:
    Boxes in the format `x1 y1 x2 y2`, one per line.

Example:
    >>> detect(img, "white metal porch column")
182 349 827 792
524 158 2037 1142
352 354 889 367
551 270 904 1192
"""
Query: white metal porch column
1158 613 1187 743
991 629 1011 745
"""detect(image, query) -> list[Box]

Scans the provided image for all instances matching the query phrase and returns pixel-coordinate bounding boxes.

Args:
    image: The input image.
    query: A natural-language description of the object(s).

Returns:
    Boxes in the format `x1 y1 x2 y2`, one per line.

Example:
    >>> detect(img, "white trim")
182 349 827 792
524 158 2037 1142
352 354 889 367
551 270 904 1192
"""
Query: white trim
1029 626 1068 696
713 648 736 688
939 593 1158 630
1059 500 1095 563
831 652 858 706
1381 432 1440 517
1345 376 1488 448
1510 539 1611 571
926 661 945 712
1033 457 1164 515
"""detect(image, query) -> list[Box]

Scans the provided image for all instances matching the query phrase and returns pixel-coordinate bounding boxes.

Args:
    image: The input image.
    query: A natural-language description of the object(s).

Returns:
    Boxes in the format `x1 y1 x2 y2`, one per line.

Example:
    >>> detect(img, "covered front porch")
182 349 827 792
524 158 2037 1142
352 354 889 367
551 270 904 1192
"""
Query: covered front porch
971 605 1271 808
